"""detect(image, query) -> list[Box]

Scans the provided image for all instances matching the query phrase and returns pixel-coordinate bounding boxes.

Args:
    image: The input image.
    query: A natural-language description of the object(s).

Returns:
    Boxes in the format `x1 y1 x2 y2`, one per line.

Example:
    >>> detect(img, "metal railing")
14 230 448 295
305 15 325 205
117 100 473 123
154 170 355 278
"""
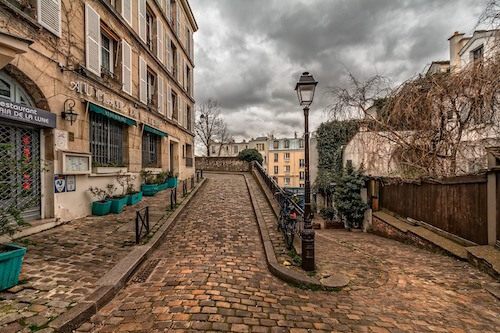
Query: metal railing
253 162 304 239
135 206 150 244
170 187 177 210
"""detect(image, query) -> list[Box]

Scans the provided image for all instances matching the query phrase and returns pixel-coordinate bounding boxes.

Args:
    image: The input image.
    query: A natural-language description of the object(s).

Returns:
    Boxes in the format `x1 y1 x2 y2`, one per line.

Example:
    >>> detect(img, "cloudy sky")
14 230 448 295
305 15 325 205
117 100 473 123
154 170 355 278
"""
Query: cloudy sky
189 0 487 141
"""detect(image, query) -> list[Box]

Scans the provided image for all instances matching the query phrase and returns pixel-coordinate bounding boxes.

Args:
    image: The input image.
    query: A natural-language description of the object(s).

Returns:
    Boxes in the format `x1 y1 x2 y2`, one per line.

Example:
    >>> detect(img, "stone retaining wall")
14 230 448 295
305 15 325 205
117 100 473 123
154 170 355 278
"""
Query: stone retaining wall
195 157 251 172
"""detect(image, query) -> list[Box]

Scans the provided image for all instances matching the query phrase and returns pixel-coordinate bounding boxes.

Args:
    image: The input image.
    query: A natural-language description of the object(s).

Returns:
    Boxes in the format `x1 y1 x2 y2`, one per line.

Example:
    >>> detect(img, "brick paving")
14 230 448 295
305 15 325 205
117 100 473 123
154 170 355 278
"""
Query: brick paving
79 173 499 332
0 181 194 333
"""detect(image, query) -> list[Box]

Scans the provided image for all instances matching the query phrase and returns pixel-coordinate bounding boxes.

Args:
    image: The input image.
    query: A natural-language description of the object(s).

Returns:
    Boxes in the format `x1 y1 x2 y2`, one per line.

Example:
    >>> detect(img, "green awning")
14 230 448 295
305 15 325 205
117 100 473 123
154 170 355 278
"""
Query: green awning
88 103 137 126
144 125 168 137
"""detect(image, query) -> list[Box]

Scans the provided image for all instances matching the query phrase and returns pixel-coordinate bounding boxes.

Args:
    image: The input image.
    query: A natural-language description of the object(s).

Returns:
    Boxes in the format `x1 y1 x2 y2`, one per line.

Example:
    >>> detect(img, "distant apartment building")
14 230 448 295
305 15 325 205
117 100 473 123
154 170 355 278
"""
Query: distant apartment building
210 136 270 170
268 136 305 189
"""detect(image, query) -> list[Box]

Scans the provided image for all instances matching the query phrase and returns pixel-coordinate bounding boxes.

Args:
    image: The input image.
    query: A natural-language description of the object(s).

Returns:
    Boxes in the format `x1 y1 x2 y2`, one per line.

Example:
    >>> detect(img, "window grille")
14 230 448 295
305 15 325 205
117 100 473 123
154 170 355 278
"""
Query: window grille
90 112 124 166
142 131 159 167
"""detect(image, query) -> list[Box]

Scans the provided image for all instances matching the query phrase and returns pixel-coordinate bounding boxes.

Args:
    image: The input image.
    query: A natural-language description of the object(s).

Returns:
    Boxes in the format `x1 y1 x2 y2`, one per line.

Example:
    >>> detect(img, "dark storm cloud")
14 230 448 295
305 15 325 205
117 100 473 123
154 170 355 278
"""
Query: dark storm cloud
190 0 486 141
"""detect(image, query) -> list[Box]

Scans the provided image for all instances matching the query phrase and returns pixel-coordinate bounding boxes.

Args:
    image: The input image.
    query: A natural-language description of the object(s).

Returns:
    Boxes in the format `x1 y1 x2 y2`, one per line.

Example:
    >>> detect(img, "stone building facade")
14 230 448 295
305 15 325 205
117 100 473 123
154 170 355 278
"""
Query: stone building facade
0 0 197 221
268 136 305 189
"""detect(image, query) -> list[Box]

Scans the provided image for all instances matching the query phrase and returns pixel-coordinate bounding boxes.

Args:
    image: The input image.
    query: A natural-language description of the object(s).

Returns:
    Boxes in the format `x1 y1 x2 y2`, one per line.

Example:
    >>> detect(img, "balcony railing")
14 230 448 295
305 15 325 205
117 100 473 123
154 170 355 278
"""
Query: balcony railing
186 157 193 167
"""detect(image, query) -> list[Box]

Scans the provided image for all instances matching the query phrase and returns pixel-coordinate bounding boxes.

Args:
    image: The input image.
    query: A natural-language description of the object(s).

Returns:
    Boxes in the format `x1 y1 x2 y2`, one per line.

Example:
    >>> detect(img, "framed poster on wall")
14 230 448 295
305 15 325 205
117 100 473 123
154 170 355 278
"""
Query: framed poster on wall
61 152 92 175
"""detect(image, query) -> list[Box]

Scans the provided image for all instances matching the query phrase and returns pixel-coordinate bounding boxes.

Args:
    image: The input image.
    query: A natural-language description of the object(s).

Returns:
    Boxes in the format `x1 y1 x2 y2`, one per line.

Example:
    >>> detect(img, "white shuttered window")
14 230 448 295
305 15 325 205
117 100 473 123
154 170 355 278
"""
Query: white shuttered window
139 57 147 104
166 34 172 72
184 100 188 129
157 19 164 63
85 3 101 76
38 0 61 37
121 0 132 26
176 1 180 35
138 0 147 43
157 76 164 115
122 40 132 95
167 84 172 119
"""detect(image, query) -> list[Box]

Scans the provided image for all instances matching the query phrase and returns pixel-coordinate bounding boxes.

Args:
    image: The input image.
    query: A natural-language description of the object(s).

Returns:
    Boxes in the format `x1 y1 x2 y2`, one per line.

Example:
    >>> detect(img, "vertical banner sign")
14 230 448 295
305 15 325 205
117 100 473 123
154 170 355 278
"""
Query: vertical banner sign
54 175 66 193
66 175 76 192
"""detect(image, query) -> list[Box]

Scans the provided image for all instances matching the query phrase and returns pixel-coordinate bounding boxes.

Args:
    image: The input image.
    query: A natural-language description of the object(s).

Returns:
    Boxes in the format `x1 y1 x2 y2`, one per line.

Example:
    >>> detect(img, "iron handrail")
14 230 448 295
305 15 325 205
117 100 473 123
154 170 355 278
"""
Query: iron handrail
135 206 150 244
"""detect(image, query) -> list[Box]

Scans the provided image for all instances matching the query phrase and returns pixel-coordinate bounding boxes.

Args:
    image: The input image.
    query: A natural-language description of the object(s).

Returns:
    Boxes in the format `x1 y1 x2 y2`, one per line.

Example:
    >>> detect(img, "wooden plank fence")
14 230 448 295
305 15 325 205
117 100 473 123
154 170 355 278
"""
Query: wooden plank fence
377 174 488 245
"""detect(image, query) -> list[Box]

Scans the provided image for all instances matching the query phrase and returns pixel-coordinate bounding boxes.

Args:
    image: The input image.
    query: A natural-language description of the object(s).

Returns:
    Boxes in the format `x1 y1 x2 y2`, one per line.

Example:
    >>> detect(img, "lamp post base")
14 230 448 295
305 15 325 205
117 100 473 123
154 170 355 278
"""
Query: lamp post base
301 227 315 271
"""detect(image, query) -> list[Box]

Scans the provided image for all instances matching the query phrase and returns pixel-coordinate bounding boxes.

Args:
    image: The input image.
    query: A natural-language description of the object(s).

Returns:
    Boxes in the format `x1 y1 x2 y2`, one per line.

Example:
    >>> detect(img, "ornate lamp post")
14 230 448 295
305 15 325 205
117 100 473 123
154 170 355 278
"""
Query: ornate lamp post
295 72 318 271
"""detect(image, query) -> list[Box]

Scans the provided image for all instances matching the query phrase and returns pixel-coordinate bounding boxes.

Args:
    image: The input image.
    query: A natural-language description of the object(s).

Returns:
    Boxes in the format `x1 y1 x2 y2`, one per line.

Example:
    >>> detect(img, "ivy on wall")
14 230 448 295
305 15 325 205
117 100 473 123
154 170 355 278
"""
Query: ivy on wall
315 120 360 195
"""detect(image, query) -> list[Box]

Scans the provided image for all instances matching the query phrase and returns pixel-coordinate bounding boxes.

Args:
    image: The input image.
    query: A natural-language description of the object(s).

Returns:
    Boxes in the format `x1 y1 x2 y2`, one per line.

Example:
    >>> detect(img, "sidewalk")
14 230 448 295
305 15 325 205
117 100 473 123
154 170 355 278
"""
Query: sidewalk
0 181 199 333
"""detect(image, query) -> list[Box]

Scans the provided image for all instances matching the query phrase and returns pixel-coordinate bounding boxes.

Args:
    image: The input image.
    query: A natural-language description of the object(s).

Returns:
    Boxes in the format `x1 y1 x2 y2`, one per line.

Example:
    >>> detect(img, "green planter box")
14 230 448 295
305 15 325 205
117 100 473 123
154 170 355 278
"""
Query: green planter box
127 192 143 205
109 196 128 214
167 177 178 188
92 200 111 216
0 244 27 291
141 184 158 196
158 182 168 191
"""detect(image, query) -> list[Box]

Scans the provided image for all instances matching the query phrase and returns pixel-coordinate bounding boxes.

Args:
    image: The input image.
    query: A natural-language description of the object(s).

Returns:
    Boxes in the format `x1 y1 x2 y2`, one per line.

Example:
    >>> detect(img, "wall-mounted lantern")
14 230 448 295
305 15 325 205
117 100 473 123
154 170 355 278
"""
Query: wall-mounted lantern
62 99 78 125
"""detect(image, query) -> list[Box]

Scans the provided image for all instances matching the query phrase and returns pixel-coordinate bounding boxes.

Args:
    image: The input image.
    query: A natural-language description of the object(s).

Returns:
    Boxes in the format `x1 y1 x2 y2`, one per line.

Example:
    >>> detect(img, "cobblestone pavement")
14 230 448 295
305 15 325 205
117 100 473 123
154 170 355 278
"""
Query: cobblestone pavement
0 182 193 333
80 173 499 333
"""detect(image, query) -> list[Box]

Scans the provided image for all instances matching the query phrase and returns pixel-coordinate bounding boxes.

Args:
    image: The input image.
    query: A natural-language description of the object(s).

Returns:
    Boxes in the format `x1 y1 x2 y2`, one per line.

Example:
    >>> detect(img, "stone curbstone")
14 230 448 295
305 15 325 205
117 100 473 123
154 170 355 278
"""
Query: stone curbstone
50 178 207 333
243 173 325 289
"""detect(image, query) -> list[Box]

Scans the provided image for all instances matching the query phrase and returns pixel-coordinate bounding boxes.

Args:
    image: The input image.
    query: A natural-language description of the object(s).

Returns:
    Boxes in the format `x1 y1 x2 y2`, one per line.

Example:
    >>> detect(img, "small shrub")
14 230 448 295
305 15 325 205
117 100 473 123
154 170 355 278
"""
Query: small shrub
238 148 263 164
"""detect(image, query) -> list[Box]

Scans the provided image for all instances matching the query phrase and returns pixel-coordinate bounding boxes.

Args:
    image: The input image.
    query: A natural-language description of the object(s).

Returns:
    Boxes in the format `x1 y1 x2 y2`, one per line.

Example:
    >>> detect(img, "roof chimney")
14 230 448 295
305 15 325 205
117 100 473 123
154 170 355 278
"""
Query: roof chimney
448 31 465 72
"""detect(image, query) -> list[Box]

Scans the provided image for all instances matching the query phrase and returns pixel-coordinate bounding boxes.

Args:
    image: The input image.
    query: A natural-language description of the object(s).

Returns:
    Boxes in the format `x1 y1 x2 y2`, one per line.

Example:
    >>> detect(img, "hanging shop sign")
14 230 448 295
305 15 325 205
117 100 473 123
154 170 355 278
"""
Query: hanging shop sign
70 81 125 112
0 98 56 128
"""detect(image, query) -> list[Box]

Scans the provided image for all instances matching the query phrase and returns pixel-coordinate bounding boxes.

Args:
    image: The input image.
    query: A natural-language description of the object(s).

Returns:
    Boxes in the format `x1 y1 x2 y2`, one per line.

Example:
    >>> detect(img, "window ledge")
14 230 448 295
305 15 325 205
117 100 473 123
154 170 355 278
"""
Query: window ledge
92 166 128 174
142 167 162 173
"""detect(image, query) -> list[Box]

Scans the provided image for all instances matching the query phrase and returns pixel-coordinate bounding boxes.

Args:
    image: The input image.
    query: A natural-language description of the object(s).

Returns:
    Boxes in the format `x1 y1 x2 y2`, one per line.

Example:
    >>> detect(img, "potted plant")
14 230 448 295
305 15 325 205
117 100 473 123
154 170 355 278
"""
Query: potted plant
0 144 42 290
107 182 128 214
88 185 113 216
126 175 143 205
166 171 178 188
141 170 159 196
156 171 169 191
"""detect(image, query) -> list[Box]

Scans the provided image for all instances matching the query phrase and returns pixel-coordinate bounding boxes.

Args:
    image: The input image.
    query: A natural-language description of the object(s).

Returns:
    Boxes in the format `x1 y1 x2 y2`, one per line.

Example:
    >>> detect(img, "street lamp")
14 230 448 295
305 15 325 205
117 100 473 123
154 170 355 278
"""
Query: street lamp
295 71 318 271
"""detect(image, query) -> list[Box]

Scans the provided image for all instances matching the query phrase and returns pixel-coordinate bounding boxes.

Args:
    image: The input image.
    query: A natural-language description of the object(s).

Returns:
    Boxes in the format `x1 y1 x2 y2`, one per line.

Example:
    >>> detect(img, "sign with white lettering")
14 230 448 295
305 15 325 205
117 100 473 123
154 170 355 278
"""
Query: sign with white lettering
0 98 56 128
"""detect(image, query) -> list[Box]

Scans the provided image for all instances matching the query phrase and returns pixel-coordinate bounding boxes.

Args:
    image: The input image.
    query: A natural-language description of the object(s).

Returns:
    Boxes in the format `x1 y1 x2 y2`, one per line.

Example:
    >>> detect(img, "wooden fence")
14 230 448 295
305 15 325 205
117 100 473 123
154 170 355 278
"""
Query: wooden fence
377 174 488 245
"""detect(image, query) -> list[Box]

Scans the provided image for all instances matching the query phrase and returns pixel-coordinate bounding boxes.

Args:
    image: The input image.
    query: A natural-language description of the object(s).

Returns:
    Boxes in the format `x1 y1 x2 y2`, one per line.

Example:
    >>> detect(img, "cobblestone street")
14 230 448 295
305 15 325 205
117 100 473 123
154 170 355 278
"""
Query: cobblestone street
80 173 499 333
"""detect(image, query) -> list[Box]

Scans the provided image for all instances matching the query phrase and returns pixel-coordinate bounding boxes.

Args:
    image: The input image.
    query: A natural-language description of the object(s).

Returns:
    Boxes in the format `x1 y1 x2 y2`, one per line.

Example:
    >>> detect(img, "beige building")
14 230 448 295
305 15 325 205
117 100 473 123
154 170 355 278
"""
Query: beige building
0 0 197 221
210 136 270 171
268 136 305 189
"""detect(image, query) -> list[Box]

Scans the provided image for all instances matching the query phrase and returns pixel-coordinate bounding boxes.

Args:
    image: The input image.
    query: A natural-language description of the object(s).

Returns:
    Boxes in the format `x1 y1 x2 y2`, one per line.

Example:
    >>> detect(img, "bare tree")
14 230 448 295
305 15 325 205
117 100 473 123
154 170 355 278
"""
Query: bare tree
195 99 232 156
327 46 500 178
217 122 233 156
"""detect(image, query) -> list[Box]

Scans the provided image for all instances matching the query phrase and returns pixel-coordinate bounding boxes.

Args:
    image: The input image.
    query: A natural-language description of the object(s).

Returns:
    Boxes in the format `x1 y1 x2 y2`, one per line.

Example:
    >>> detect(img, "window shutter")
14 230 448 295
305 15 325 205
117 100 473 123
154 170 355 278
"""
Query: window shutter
190 33 194 60
176 50 180 81
177 95 181 124
191 104 195 131
138 0 147 43
139 56 147 104
176 1 180 35
157 76 164 115
167 84 172 119
122 40 132 95
184 100 188 129
166 0 171 22
38 0 61 37
121 0 132 25
157 19 164 63
85 3 101 76
190 67 194 97
166 34 172 72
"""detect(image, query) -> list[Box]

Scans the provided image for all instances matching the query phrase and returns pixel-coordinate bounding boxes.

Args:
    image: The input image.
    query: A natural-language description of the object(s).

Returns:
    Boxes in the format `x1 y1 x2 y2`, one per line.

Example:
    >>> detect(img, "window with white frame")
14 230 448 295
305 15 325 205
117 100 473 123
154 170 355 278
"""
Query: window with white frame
284 178 290 185
299 171 305 180
284 140 290 148
274 153 278 162
146 67 157 106
284 152 290 160
100 24 118 77
273 140 279 149
472 45 484 63
274 166 278 174
233 146 238 154
285 165 290 173
146 6 155 52
299 159 305 167
299 139 304 148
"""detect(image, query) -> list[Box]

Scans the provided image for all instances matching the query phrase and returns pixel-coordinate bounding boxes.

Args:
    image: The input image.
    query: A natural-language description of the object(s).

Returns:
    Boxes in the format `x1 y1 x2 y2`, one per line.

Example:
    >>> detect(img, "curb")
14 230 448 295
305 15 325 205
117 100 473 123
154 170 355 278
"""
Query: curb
49 178 207 333
242 173 325 289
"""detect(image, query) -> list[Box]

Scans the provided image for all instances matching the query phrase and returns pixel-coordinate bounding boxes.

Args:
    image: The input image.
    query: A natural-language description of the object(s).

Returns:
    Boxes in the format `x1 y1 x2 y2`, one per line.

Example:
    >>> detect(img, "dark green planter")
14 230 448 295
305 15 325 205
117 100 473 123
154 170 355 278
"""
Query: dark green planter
158 182 168 191
0 244 26 291
109 196 128 214
127 192 143 205
141 184 158 196
92 200 111 216
167 177 178 188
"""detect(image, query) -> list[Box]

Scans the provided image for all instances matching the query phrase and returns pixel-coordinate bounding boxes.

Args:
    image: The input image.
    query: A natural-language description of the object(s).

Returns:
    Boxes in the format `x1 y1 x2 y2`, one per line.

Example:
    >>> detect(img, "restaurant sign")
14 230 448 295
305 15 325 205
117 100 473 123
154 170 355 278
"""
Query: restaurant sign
70 81 125 111
0 98 56 128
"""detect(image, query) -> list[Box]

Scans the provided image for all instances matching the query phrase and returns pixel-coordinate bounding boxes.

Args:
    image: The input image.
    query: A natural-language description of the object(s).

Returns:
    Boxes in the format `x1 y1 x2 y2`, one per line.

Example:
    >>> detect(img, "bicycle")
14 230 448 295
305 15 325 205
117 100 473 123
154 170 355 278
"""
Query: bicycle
276 190 299 250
